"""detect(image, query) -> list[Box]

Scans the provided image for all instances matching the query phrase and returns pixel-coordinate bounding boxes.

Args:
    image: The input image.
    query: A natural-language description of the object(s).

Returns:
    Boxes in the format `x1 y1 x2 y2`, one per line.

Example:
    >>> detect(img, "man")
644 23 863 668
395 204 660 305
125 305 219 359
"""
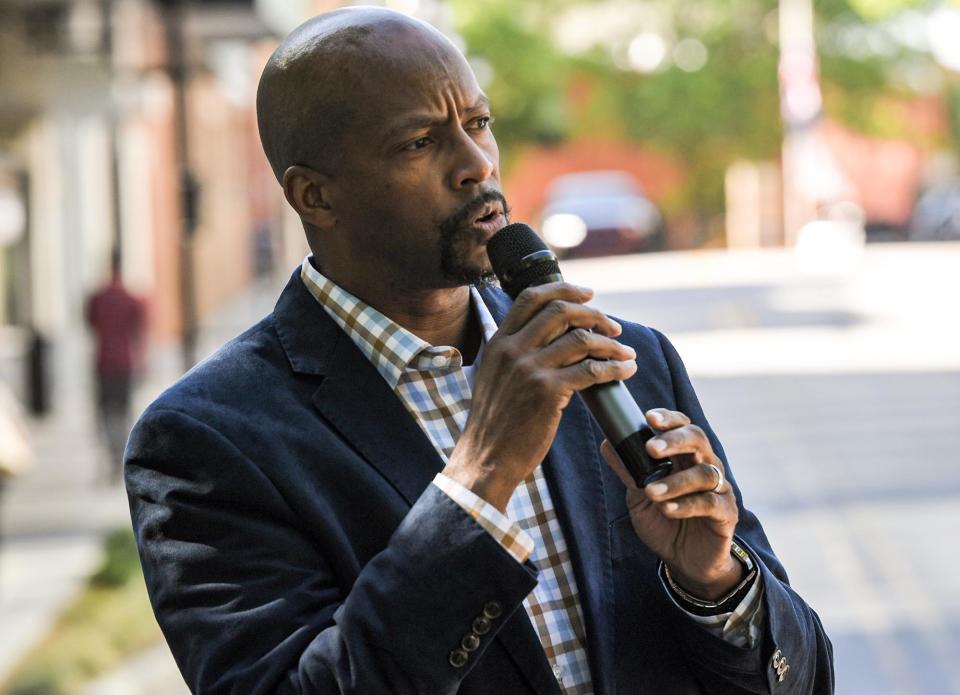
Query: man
125 7 833 694
87 250 146 482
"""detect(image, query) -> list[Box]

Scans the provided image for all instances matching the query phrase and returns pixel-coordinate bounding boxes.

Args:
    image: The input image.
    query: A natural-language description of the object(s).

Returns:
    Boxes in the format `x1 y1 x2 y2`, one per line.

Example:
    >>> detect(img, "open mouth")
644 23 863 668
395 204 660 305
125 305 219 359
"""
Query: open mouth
473 202 502 224
471 202 507 235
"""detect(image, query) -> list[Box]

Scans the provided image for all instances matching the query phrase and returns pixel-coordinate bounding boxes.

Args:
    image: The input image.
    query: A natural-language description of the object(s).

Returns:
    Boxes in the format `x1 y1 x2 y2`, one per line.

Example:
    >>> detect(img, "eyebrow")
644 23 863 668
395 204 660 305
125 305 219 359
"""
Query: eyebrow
385 95 491 140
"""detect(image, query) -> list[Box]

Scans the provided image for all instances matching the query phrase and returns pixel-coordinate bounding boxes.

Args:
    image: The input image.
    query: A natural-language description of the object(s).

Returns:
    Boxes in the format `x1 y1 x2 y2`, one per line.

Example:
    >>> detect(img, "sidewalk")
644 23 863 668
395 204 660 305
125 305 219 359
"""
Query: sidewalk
0 272 285 690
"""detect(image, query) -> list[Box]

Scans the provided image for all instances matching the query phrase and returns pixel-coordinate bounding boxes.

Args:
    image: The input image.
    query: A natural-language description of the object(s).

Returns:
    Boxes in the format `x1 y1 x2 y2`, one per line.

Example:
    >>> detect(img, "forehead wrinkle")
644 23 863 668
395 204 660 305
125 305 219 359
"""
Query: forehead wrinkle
382 89 488 143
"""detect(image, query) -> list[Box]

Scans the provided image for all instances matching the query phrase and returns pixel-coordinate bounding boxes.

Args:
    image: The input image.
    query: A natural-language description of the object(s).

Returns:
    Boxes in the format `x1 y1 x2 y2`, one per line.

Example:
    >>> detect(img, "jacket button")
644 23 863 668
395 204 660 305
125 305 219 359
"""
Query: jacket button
472 616 492 635
461 633 481 652
449 649 469 668
482 601 503 619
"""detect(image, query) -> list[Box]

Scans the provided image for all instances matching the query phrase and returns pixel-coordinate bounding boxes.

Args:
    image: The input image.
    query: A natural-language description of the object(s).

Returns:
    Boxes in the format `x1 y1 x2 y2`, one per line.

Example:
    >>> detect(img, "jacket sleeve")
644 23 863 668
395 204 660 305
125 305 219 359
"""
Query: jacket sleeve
650 329 835 695
125 407 538 695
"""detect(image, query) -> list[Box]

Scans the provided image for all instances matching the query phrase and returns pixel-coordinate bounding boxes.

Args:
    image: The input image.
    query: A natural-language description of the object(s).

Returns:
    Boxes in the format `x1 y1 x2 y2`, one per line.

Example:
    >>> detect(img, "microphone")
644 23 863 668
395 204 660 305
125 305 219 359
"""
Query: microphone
486 222 673 487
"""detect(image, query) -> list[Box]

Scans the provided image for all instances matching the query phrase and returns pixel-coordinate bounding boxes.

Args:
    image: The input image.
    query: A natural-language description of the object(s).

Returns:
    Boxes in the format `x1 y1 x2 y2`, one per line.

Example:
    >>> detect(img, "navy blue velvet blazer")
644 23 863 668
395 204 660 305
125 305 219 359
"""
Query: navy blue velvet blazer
125 269 834 694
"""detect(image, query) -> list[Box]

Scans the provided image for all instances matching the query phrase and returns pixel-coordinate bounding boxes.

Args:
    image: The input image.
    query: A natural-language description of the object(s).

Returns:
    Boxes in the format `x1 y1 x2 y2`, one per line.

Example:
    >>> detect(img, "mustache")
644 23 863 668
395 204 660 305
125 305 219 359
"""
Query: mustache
440 190 511 234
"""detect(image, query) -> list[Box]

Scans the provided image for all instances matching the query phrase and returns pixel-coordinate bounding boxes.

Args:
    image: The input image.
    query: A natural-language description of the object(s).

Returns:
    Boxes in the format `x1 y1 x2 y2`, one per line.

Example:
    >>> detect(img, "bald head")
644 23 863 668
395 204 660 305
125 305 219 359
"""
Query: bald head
256 7 460 182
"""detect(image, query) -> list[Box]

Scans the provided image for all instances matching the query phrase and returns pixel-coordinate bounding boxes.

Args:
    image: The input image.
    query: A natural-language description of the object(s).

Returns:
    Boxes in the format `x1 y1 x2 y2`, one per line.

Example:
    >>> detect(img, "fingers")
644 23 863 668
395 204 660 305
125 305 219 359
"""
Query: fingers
646 462 727 499
520 301 623 346
499 283 622 342
603 442 734 527
538 328 636 368
557 357 637 392
645 422 710 462
645 462 733 521
498 283 592 334
492 281 635 392
651 488 731 522
645 408 691 431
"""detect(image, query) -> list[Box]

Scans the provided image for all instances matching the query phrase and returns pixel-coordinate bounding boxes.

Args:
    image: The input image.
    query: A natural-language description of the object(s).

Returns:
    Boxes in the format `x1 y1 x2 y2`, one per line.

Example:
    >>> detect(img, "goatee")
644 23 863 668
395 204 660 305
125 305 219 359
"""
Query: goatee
438 190 509 286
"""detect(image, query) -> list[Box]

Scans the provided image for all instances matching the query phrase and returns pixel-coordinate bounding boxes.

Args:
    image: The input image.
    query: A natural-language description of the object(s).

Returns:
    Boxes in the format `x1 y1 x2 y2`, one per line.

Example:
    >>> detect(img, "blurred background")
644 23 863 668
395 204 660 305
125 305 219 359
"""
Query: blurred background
0 0 958 693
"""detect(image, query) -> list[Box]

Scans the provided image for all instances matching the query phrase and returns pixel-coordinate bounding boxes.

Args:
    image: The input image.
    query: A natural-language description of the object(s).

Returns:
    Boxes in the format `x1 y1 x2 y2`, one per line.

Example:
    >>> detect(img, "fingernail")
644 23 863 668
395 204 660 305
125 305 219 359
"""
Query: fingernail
648 483 668 496
578 285 593 294
647 411 662 424
665 502 679 512
623 346 636 358
650 438 667 453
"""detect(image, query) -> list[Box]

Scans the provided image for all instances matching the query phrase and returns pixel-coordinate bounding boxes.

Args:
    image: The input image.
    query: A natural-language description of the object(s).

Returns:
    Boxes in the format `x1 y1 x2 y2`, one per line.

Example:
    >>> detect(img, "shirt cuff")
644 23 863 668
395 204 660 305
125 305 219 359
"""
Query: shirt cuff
432 473 534 564
660 565 766 649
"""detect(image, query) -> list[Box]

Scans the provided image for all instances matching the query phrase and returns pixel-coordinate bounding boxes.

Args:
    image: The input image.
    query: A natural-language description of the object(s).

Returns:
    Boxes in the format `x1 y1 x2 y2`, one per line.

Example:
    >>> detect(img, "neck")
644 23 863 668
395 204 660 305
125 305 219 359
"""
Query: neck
319 262 480 356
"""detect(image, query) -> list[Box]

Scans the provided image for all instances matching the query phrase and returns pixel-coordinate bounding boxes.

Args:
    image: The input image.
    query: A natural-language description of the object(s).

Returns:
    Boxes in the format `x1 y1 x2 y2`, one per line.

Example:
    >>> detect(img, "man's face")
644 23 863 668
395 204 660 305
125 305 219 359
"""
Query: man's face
324 31 508 289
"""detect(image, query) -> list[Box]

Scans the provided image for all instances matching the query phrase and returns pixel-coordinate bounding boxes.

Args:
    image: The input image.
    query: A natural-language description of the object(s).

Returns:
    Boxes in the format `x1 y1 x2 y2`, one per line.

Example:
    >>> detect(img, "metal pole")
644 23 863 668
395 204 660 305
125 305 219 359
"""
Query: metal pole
778 0 821 246
163 0 199 371
102 0 124 263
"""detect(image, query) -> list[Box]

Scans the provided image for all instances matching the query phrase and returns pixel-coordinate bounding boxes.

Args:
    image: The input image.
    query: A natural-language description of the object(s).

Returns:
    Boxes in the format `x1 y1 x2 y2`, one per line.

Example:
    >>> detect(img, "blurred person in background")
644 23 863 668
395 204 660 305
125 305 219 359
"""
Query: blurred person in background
124 8 832 694
86 250 146 484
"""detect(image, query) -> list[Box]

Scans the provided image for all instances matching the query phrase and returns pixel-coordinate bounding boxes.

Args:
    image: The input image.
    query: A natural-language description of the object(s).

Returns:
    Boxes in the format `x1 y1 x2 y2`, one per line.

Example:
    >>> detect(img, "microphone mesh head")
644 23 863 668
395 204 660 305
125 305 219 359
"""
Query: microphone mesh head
486 223 561 299
486 223 549 272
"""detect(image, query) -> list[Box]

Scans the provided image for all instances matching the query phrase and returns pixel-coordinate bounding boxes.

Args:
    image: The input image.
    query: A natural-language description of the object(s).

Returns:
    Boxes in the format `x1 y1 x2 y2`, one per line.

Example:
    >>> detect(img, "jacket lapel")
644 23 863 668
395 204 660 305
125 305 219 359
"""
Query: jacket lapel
545 401 617 695
274 270 444 505
280 274 559 693
277 274 611 694
479 284 617 695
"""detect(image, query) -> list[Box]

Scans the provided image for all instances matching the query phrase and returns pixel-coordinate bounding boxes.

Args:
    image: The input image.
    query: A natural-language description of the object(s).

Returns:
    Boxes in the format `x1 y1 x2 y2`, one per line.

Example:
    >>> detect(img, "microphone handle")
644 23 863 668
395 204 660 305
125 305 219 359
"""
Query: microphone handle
580 382 673 487
526 272 673 487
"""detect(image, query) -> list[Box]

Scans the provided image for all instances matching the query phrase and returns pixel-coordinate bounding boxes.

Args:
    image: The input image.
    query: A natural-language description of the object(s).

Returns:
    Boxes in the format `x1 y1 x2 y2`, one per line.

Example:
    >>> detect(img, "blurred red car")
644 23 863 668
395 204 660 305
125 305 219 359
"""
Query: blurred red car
537 171 664 258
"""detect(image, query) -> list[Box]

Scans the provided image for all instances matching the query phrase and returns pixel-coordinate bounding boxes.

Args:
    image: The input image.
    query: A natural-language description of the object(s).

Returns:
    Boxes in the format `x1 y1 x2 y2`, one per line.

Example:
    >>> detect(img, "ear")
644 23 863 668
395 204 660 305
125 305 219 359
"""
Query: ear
282 165 337 230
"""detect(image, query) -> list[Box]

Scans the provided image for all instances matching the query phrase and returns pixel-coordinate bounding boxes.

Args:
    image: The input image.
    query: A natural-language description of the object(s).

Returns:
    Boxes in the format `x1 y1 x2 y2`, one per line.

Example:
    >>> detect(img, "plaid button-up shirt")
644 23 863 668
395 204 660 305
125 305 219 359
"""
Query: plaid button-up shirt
300 257 764 694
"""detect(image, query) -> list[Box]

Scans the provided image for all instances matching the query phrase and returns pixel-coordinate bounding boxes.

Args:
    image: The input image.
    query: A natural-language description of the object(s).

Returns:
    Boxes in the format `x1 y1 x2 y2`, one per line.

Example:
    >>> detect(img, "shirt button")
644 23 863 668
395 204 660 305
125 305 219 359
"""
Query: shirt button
472 616 491 635
449 649 469 668
482 601 503 619
431 355 449 368
552 663 564 683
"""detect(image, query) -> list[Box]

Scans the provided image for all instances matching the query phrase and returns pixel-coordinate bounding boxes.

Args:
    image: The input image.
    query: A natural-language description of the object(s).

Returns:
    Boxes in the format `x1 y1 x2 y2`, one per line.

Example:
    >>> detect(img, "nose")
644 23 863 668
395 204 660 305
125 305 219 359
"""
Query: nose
449 130 496 190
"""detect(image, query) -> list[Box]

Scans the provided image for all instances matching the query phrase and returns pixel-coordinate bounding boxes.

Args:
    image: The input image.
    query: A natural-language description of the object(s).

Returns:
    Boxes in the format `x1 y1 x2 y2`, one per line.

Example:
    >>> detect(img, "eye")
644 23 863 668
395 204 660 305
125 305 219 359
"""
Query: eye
403 136 433 151
473 116 493 130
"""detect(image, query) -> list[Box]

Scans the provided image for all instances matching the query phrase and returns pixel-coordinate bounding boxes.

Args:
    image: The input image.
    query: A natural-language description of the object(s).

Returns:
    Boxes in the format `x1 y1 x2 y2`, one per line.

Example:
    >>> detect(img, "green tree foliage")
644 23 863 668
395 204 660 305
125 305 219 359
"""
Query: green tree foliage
450 0 946 217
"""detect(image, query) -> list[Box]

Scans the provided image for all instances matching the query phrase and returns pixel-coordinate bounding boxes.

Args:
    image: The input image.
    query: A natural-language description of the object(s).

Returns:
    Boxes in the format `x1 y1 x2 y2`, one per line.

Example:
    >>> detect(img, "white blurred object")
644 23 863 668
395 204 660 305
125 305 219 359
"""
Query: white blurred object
385 0 421 13
793 201 866 273
0 188 26 247
0 382 32 478
254 0 313 35
673 38 708 72
927 7 960 72
628 33 668 73
542 214 588 249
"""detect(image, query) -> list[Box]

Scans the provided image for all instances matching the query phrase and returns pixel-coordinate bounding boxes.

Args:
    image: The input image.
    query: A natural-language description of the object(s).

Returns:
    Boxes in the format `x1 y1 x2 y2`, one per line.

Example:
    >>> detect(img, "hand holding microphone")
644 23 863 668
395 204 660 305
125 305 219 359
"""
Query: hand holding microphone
467 223 744 599
485 223 674 488
443 280 637 512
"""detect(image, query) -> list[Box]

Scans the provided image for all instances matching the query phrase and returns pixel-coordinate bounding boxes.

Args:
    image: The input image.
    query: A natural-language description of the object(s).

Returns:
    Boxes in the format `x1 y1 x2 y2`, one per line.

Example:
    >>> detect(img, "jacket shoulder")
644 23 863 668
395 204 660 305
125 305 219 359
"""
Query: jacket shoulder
140 315 292 424
612 318 672 372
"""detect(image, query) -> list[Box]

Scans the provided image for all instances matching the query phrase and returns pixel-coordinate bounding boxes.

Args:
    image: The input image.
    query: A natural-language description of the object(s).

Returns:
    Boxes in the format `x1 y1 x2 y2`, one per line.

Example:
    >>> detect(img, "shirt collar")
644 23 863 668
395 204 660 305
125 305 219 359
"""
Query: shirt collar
300 256 497 389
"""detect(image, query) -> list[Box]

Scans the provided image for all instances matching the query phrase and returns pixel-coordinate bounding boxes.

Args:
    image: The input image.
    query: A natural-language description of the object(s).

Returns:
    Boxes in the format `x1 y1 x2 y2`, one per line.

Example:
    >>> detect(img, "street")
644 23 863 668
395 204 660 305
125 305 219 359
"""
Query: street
1 242 958 694
567 242 960 695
